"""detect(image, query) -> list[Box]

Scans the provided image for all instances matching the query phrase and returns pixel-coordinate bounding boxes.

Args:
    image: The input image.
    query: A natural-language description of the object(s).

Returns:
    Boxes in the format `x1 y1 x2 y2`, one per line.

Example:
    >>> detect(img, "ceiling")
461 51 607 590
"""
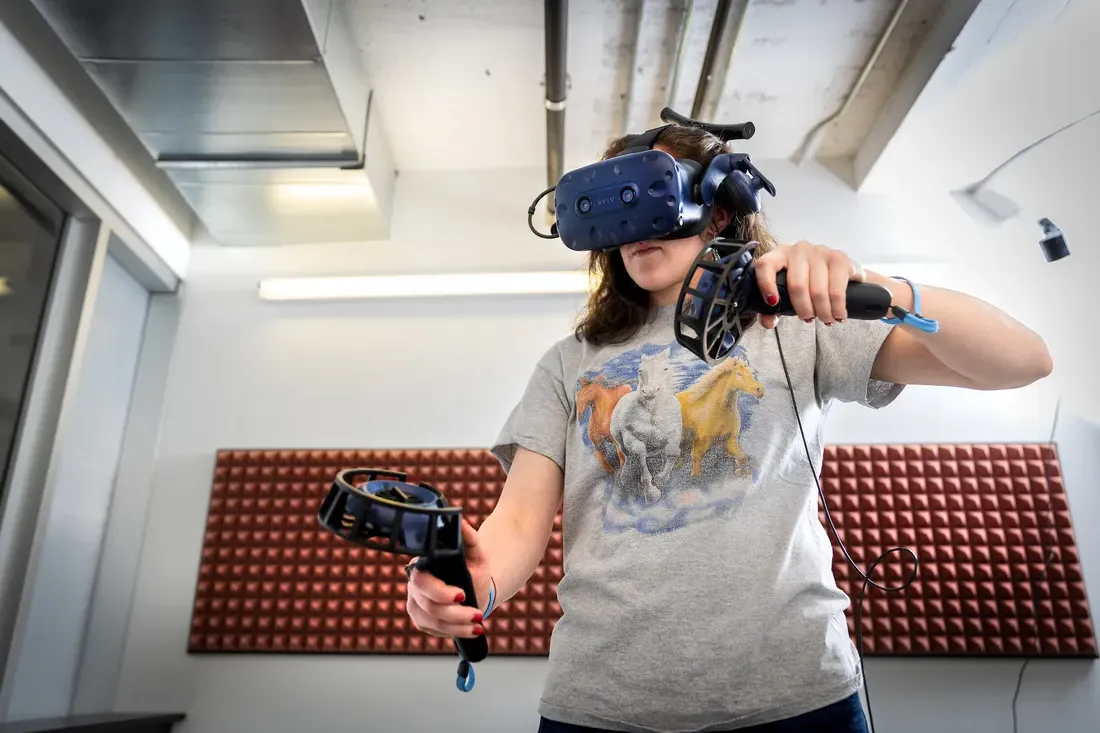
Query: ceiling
343 0 950 172
21 0 1002 248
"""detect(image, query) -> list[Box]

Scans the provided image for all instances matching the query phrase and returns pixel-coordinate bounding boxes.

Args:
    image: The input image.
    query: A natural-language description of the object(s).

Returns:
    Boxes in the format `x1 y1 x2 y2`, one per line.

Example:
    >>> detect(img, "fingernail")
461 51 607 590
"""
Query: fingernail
472 613 483 623
454 592 465 603
804 318 814 324
825 321 833 327
765 293 779 306
473 626 485 636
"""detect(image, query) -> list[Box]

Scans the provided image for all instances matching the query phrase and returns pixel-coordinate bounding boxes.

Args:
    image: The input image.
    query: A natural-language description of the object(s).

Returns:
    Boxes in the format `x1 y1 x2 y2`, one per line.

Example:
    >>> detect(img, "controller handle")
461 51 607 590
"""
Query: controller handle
415 550 488 690
743 270 893 320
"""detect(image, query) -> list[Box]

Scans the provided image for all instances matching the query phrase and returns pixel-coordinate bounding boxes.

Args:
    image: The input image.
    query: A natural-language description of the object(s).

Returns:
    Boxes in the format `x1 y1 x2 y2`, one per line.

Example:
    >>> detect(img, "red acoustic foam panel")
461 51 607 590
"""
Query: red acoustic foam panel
821 444 1095 658
189 449 561 655
188 445 1096 659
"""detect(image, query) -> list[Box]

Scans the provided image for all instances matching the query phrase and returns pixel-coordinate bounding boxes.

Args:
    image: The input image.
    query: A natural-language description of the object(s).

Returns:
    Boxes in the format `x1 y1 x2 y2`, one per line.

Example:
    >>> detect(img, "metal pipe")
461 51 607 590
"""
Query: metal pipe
619 0 647 138
545 0 568 211
692 0 736 119
691 0 749 121
793 0 912 165
666 0 695 110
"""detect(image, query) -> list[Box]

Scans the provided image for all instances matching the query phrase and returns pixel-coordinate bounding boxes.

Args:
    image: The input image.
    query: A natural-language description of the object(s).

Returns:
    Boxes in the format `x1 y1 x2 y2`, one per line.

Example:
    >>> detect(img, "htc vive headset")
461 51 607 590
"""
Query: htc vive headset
529 107 776 251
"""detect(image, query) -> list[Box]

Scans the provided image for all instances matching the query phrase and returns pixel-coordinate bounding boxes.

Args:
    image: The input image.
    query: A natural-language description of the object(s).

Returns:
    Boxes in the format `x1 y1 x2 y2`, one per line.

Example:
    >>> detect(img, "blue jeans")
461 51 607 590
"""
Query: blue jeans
538 692 869 732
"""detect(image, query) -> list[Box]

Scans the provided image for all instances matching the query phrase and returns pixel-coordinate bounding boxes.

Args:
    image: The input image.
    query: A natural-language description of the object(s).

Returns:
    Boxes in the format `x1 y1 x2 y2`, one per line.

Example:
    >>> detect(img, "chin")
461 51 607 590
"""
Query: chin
629 270 682 293
621 240 698 295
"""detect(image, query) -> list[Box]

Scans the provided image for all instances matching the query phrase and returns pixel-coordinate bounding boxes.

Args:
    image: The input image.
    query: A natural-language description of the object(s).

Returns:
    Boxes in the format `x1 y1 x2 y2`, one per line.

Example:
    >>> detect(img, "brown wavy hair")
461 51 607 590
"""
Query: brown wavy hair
574 124 778 346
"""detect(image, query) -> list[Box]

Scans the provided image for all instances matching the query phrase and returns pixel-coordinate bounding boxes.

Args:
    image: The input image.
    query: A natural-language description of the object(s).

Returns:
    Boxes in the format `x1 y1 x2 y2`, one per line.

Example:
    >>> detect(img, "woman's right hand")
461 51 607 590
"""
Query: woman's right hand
405 518 492 639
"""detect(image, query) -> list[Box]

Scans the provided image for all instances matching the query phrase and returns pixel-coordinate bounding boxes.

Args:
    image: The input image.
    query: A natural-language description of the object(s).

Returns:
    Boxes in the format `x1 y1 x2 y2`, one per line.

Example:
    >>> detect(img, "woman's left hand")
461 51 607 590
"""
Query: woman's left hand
753 241 865 329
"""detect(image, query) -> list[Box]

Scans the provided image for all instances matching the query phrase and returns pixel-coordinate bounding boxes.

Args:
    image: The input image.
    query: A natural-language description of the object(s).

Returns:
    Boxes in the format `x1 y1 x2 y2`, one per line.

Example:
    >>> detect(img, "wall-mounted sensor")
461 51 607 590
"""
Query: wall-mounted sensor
1038 218 1070 262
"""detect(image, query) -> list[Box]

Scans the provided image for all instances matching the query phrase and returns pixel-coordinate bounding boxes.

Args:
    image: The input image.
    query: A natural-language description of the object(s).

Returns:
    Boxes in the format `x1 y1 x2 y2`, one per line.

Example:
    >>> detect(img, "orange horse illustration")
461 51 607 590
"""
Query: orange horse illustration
676 357 764 476
577 377 631 473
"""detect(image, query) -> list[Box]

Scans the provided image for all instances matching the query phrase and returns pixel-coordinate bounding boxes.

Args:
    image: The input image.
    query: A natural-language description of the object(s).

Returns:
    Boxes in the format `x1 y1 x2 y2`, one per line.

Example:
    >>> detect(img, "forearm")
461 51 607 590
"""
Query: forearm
865 270 1054 389
475 509 554 611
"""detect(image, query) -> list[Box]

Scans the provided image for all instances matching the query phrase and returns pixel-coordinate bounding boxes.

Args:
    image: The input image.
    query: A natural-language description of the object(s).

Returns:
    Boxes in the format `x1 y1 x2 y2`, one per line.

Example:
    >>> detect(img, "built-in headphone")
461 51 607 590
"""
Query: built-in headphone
614 108 770 231
718 167 771 218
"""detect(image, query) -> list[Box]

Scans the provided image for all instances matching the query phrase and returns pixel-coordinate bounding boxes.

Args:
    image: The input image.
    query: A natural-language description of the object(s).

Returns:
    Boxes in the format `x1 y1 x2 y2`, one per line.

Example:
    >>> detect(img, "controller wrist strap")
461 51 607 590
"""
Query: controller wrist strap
882 276 939 333
484 577 497 618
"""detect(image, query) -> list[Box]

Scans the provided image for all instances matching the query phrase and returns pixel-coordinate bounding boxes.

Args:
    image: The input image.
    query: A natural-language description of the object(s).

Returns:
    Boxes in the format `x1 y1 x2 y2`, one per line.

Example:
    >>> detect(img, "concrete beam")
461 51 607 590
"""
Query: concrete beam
851 0 986 191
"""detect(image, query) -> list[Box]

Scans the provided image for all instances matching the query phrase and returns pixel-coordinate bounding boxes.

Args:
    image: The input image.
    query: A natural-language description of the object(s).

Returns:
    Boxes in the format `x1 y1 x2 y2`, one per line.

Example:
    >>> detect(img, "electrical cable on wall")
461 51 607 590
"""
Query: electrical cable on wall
1012 398 1061 733
954 107 1100 226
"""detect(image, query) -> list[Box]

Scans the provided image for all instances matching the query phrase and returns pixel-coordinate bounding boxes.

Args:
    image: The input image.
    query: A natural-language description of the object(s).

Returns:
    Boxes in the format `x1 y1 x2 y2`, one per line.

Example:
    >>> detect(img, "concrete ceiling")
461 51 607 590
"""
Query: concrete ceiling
344 0 953 173
12 0 1057 253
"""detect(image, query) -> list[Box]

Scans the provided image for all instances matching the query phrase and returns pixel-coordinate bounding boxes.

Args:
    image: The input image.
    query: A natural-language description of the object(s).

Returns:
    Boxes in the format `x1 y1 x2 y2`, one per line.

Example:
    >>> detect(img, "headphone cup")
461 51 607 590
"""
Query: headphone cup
722 172 760 217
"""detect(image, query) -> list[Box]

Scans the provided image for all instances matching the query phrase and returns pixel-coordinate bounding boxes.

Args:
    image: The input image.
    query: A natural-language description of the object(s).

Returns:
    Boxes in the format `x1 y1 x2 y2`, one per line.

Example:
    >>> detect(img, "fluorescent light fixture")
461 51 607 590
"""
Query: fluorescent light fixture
273 184 377 202
258 270 593 301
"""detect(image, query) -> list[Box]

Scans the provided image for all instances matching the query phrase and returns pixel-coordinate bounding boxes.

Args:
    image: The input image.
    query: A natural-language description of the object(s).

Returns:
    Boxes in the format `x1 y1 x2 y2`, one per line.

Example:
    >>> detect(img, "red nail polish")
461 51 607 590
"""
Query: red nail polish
472 613 483 623
454 592 465 603
473 626 485 636
804 318 814 324
765 293 779 306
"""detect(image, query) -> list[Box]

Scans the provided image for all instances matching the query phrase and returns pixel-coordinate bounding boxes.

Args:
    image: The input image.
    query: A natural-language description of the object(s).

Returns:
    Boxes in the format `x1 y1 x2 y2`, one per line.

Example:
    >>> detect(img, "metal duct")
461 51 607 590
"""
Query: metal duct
29 0 395 246
544 0 567 212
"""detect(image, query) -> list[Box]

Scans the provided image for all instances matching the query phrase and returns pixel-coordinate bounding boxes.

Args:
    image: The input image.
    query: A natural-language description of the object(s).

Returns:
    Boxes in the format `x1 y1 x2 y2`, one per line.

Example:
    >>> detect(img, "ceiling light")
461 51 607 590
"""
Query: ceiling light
0 277 10 297
273 184 377 202
258 270 594 301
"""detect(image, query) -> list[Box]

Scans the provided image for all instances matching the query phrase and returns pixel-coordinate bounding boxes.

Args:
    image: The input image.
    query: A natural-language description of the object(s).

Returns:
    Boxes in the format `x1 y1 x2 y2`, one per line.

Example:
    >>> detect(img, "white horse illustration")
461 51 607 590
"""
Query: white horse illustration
610 347 683 502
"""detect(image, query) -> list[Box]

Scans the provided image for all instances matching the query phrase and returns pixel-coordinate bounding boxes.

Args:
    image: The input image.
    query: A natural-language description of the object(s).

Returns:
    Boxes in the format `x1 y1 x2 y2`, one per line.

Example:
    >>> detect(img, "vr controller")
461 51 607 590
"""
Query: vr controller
316 469 488 692
674 239 894 364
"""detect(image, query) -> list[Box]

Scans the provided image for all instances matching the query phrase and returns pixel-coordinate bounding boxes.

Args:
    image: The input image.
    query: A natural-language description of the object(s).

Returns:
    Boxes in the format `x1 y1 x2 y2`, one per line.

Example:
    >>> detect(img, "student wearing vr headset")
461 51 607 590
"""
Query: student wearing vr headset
405 120 1053 732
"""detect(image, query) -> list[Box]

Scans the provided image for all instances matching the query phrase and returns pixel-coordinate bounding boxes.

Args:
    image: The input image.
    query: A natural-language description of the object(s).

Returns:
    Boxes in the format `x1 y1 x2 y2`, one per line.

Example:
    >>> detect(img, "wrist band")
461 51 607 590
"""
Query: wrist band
484 577 497 618
882 276 939 333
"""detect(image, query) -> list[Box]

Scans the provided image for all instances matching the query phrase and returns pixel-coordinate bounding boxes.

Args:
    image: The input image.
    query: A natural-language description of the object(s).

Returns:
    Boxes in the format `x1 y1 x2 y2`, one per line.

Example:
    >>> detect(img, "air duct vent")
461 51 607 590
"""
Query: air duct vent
31 0 395 246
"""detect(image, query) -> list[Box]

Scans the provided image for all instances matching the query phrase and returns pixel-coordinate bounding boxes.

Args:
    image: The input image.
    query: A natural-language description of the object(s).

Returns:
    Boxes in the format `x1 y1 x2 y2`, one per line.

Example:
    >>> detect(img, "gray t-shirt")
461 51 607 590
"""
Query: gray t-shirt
491 303 903 732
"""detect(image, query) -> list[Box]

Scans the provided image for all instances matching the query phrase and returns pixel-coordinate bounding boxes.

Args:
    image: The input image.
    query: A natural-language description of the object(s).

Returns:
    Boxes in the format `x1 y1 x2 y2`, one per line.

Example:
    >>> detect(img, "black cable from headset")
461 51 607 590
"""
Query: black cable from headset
528 185 559 239
1012 397 1061 733
773 324 919 733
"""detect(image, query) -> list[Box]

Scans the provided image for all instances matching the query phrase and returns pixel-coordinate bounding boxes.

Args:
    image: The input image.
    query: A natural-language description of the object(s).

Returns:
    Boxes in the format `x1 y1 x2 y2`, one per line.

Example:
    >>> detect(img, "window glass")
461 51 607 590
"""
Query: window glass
0 180 64 498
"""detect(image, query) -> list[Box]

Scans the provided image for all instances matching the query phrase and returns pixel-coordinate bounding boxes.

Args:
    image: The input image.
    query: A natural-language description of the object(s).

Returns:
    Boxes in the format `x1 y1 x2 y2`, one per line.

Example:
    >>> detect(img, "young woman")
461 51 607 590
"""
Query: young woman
404 124 1053 732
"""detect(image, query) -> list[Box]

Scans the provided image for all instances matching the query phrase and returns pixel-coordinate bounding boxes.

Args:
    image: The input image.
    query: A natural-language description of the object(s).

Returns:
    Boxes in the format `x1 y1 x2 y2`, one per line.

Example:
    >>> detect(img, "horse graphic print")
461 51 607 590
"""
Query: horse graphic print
575 340 766 534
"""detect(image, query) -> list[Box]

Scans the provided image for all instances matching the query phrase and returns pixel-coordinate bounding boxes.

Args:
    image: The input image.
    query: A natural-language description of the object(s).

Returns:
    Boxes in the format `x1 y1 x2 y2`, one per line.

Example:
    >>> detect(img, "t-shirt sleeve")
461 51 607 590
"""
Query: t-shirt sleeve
490 343 573 473
814 318 904 409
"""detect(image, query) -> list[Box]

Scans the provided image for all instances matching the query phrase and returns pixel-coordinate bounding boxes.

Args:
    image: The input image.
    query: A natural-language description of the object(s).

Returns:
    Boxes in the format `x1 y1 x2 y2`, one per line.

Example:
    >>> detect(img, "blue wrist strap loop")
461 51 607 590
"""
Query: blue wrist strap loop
455 579 496 693
484 579 496 618
457 661 475 692
882 276 939 333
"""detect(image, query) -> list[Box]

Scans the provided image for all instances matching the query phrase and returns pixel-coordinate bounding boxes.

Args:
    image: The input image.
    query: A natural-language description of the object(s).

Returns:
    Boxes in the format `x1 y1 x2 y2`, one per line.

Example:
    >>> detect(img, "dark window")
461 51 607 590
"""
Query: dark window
0 150 66 502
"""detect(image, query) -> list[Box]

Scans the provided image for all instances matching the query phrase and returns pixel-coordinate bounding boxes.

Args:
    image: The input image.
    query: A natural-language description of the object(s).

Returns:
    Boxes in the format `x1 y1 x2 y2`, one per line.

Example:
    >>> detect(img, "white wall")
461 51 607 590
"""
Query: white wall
110 160 1095 733
3 253 150 720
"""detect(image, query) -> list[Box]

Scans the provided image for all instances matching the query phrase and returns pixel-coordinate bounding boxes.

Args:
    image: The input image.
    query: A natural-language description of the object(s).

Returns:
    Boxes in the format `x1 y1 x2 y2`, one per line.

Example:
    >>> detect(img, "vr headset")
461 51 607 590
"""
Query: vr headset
529 107 776 251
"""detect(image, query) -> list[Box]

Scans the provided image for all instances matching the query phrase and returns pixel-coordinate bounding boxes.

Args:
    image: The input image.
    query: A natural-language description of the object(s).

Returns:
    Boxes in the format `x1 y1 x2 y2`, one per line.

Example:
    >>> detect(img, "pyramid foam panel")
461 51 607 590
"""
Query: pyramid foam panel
188 445 1096 658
